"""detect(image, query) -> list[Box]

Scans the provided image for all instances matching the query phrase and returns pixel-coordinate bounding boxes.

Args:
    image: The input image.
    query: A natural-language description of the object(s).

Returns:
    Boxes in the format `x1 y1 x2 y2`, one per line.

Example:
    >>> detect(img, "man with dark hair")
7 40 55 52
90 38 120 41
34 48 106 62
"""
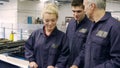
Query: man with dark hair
66 0 91 68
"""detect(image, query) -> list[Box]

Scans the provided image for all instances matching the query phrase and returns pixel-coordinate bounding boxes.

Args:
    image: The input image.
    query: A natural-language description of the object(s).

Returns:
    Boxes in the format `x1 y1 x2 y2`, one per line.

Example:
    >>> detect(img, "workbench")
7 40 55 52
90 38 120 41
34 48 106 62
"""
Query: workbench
0 54 29 68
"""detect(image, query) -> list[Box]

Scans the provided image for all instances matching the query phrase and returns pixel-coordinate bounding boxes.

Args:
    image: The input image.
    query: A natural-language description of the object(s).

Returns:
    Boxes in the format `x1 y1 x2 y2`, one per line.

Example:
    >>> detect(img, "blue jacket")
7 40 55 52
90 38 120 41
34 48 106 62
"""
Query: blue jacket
25 27 69 68
66 15 91 67
74 12 120 68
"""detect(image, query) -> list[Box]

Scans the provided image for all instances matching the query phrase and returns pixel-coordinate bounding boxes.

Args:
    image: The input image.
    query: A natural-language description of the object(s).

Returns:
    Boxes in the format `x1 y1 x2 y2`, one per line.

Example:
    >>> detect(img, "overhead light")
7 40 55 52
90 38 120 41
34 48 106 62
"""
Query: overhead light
41 0 49 3
19 0 25 1
0 3 3 5
0 0 9 2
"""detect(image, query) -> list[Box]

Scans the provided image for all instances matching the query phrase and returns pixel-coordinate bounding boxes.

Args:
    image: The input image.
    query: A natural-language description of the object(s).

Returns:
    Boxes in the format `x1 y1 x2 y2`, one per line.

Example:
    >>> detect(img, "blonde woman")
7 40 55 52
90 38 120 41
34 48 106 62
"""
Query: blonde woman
25 3 69 68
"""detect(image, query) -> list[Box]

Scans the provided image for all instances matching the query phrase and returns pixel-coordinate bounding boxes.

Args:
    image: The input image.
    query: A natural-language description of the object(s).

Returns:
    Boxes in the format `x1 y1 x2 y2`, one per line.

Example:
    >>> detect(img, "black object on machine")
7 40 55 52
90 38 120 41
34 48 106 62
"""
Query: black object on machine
0 39 26 58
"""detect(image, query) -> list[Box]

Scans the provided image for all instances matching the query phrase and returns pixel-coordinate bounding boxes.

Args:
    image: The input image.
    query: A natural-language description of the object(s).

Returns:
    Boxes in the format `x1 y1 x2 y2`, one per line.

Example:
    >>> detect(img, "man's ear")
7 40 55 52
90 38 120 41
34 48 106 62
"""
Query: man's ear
90 3 96 10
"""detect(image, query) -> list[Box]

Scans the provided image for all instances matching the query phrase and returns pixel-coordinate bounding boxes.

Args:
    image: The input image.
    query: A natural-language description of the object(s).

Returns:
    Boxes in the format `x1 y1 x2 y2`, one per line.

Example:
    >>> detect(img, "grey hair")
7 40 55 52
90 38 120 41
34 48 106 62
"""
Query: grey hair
88 0 106 9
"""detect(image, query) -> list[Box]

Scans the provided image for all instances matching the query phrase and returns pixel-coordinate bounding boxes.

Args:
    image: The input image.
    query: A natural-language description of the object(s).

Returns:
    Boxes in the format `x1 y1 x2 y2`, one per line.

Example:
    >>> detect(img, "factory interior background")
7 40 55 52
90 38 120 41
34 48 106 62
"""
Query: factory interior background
0 0 120 41
0 0 120 68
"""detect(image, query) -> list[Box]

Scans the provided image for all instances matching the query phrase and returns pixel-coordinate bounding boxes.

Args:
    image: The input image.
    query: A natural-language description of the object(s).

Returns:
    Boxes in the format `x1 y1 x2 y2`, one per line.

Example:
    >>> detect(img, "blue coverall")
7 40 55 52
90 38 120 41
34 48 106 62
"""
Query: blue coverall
74 12 120 68
66 15 91 67
25 27 69 68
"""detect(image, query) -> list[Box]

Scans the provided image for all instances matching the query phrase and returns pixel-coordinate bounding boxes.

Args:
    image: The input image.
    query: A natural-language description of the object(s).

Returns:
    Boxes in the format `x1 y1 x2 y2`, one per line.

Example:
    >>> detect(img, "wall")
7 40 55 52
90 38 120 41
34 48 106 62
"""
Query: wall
0 0 17 24
58 3 72 24
0 1 120 25
0 1 120 39
58 3 72 31
106 1 120 20
0 0 17 39
18 1 72 31
18 0 42 24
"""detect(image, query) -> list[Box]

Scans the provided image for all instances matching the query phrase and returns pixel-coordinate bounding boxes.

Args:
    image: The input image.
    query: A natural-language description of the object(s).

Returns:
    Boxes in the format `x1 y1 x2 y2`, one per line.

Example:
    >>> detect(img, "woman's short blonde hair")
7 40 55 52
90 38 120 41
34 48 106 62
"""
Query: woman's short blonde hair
41 3 58 19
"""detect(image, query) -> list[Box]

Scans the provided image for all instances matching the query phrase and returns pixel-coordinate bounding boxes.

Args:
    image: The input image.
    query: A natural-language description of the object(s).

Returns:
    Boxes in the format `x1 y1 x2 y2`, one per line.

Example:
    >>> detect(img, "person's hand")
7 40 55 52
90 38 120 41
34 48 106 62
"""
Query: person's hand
47 65 54 68
70 65 78 68
29 61 38 68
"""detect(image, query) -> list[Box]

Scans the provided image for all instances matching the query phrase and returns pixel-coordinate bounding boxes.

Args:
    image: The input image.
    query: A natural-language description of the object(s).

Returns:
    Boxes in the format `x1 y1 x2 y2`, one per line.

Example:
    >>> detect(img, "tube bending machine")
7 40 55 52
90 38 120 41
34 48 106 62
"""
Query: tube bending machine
0 39 29 68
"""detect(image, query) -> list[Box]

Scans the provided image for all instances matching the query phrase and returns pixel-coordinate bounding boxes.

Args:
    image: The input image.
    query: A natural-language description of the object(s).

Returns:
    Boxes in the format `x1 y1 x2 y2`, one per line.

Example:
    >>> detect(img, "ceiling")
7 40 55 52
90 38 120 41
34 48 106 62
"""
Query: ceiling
107 0 120 2
0 0 120 4
0 0 119 2
55 0 71 3
0 0 9 2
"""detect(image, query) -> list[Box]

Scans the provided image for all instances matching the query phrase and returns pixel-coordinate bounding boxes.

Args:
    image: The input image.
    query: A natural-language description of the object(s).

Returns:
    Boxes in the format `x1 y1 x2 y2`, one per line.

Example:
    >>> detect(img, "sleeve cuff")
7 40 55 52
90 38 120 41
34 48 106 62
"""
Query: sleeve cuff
29 58 35 62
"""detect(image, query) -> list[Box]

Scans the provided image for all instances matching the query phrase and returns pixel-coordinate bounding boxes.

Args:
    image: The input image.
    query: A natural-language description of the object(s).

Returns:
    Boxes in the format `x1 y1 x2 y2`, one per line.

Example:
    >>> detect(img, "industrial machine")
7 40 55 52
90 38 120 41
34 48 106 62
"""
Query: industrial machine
0 39 26 58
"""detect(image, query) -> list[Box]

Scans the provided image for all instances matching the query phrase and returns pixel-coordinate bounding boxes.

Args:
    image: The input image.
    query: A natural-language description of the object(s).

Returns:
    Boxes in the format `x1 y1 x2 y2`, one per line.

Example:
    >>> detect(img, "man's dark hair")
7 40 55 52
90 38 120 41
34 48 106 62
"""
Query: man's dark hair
71 0 84 8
